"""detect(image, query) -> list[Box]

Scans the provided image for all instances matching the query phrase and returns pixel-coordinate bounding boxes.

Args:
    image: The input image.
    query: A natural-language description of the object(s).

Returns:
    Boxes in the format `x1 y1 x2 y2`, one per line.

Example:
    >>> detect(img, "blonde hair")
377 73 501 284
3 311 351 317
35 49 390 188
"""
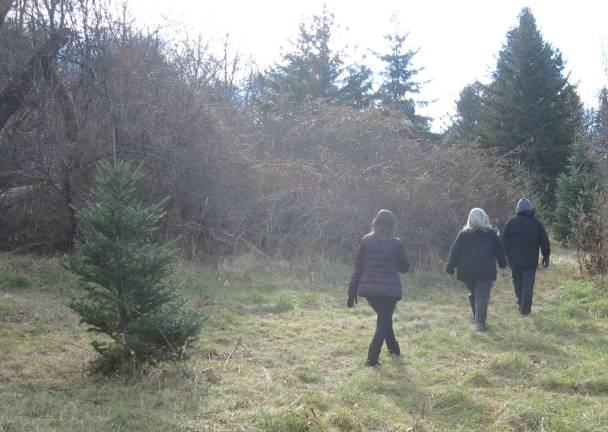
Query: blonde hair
464 208 492 232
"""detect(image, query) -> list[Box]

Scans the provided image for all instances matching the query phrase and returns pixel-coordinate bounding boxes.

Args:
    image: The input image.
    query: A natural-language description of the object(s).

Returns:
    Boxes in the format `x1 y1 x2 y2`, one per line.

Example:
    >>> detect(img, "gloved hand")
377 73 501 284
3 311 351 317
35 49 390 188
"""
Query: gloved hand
542 256 549 268
347 294 358 308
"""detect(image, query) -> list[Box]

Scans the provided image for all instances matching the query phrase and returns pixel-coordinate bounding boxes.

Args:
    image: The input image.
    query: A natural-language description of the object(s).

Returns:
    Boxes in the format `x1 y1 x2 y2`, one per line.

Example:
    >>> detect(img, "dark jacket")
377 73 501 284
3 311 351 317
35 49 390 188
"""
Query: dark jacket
500 210 550 269
348 236 409 299
446 228 507 281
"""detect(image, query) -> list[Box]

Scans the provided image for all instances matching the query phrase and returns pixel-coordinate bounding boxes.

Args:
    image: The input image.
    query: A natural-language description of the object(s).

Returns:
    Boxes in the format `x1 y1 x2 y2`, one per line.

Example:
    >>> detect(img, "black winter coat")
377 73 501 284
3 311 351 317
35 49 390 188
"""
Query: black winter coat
348 236 409 299
446 228 507 281
500 210 550 269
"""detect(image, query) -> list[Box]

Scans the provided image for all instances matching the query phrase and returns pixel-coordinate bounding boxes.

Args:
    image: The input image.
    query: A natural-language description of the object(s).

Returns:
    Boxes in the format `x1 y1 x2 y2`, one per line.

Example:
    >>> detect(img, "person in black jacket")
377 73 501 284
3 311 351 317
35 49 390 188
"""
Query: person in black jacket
500 198 550 315
446 208 507 331
348 209 409 367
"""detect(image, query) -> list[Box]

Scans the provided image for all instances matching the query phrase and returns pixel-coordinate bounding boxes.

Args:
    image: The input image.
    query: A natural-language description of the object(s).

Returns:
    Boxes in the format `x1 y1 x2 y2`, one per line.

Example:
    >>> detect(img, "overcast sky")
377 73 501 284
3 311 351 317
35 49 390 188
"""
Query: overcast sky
132 0 608 131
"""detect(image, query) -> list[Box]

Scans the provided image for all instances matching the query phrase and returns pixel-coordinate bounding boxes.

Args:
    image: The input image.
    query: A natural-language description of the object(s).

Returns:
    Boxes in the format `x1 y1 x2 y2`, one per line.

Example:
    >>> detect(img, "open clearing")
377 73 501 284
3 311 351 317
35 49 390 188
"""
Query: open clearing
1 250 608 431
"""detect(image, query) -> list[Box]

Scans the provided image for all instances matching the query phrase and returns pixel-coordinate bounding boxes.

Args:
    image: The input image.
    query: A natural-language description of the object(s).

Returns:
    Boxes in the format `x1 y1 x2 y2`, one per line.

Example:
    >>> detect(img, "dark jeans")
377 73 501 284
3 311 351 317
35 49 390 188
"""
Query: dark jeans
366 297 400 363
512 267 536 315
463 279 493 328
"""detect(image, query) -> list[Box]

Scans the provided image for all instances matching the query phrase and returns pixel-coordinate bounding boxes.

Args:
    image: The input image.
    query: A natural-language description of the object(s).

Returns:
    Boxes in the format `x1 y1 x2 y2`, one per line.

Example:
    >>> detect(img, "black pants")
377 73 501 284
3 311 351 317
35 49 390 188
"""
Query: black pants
464 279 493 328
511 267 536 315
366 297 400 363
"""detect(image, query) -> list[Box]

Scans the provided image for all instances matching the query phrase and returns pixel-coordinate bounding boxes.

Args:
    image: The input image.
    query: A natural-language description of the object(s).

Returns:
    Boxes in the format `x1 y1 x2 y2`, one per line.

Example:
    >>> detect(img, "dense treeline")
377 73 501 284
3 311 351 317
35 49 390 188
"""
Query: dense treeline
0 1 606 269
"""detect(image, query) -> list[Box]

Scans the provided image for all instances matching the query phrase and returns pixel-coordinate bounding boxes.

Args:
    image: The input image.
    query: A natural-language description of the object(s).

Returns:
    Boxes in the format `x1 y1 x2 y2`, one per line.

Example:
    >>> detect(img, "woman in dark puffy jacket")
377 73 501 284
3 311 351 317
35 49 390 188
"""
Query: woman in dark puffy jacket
348 209 409 366
446 208 507 331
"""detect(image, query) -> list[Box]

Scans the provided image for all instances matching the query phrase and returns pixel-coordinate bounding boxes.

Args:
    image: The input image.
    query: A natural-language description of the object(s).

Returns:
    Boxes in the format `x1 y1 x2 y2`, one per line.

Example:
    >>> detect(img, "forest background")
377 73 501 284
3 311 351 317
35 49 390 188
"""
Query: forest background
1 0 607 270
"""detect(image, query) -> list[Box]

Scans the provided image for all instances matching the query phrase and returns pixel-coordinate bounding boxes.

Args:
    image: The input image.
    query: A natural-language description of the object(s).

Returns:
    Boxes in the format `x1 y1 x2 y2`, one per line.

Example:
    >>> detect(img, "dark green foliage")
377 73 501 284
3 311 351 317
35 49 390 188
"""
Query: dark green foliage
451 8 582 206
338 64 374 109
450 81 487 143
376 31 427 127
66 161 201 373
266 6 343 108
554 144 604 242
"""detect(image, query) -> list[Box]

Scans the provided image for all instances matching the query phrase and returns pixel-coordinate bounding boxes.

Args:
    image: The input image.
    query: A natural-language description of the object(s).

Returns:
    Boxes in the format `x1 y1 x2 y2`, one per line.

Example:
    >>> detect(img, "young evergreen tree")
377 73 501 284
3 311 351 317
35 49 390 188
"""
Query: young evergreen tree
481 8 582 203
554 143 604 242
66 161 201 373
376 30 427 127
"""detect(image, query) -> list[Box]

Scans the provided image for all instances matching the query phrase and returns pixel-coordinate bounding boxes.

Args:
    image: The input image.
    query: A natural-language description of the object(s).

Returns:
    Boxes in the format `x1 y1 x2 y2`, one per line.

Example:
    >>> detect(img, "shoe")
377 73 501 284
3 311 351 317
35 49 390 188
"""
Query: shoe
364 360 381 367
476 323 487 332
389 351 400 357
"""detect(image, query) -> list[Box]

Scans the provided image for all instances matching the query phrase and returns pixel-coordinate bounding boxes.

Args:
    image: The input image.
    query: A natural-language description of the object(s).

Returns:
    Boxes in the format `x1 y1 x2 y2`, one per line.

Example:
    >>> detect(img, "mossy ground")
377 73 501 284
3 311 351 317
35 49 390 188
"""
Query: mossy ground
1 250 607 431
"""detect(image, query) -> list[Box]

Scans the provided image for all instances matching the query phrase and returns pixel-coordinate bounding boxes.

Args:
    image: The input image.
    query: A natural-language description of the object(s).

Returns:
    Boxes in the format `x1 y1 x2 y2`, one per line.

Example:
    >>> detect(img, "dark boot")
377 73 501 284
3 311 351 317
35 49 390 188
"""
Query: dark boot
474 281 492 330
468 294 476 321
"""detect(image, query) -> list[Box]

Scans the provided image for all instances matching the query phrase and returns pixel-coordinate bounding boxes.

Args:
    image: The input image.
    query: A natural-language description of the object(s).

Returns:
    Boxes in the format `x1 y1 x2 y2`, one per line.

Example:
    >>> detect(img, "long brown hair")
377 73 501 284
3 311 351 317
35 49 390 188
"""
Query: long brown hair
363 209 397 240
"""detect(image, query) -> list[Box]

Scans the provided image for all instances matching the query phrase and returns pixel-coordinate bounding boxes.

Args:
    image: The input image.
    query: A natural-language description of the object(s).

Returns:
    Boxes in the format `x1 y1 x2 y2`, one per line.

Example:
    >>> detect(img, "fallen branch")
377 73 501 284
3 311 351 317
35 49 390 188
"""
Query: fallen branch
223 336 243 368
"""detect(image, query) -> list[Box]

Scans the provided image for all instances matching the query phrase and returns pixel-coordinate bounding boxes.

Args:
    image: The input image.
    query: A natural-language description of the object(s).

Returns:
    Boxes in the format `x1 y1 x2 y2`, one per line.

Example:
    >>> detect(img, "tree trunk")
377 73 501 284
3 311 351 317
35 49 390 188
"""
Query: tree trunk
43 60 80 249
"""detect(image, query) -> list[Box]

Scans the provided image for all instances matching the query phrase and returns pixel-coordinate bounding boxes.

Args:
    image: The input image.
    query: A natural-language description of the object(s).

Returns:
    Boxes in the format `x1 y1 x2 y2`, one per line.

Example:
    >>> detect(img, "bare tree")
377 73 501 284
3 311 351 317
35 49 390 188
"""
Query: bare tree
0 31 69 130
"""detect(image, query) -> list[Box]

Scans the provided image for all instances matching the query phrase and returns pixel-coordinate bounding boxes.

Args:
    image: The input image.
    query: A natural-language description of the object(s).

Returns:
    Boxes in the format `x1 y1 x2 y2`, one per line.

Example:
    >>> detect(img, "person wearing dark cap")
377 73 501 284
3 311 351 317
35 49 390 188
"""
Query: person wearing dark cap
500 198 551 315
347 209 410 367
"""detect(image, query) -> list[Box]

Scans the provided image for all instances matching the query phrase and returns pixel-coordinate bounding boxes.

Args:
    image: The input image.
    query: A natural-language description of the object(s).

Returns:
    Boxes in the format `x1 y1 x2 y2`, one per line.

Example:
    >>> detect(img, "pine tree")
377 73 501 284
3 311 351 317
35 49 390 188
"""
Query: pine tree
376 30 426 126
450 81 487 143
66 161 201 373
338 64 374 109
267 6 343 107
481 8 582 203
554 143 604 242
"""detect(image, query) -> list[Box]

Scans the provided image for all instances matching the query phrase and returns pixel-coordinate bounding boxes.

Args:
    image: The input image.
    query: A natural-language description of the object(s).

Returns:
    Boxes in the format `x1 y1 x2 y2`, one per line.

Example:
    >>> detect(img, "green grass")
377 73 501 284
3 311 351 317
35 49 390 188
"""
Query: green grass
1 249 608 431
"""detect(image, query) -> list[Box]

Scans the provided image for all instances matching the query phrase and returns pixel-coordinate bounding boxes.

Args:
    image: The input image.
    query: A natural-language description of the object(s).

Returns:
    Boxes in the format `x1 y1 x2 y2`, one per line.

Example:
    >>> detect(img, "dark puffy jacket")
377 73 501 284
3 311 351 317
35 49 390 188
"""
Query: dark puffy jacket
500 210 550 269
446 229 507 281
348 236 409 299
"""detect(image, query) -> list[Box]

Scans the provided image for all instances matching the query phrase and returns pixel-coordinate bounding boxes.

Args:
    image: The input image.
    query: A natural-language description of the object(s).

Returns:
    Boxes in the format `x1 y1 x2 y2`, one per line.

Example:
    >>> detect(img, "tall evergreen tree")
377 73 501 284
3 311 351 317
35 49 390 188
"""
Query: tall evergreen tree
481 8 582 203
66 162 202 373
554 143 604 242
266 6 343 106
376 30 426 126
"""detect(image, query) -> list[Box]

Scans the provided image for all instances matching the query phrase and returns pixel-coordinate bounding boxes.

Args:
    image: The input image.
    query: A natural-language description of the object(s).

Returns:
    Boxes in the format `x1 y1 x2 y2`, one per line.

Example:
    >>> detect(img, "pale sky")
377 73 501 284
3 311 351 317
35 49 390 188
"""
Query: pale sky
131 0 608 131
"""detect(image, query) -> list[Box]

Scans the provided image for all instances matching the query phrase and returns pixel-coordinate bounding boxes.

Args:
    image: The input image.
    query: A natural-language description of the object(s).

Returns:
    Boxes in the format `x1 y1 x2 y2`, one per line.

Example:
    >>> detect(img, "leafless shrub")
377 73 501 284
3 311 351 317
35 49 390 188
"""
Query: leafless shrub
571 192 608 276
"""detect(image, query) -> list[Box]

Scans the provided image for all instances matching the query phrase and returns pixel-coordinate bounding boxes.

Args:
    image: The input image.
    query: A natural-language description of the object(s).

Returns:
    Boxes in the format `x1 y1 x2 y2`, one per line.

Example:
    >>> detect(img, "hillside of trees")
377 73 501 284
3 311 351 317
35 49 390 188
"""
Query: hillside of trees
1 1 607 269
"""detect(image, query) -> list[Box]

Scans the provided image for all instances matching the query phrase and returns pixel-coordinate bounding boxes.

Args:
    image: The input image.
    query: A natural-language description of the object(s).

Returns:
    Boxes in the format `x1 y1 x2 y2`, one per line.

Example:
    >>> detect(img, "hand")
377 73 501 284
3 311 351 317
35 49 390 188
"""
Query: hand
347 295 358 308
542 256 549 268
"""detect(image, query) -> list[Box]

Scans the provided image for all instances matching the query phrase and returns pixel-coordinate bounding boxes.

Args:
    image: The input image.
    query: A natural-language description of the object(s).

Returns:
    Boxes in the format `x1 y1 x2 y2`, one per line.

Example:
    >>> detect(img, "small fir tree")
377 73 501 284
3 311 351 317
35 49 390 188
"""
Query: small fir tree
554 144 604 243
66 161 201 373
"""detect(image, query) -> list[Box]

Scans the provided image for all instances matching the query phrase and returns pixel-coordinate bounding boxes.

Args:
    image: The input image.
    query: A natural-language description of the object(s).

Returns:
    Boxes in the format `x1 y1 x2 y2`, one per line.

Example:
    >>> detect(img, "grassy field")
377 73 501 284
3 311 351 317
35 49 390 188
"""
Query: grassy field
1 249 608 431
